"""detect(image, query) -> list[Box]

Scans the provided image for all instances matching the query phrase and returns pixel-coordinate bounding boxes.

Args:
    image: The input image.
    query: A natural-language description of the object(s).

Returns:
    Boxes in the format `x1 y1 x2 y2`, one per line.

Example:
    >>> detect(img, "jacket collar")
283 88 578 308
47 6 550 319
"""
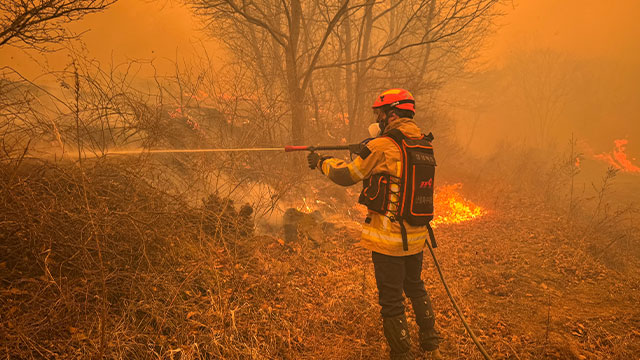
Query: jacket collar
382 117 422 138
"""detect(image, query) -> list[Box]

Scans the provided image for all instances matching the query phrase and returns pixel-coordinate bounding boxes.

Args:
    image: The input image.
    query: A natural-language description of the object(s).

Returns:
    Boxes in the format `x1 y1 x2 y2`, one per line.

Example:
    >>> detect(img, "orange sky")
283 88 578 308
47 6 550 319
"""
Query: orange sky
69 0 219 63
0 1 219 77
2 0 638 157
486 1 640 64
3 1 640 76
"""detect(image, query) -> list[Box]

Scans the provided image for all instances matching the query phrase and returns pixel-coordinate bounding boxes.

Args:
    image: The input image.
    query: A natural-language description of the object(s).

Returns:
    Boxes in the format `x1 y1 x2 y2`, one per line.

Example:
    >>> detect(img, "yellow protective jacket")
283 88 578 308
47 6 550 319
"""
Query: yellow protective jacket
320 118 431 256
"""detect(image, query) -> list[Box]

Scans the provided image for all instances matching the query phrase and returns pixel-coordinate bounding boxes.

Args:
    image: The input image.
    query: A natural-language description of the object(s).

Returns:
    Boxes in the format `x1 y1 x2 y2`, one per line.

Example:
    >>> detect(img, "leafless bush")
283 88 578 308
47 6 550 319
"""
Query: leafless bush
0 158 259 358
0 49 317 358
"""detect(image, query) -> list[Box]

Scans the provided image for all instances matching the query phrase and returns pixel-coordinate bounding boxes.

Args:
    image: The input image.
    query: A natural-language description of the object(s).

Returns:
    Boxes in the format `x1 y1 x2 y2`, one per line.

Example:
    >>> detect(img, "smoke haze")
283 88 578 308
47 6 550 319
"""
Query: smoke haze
0 1 220 78
1 0 638 161
2 2 639 358
448 1 640 162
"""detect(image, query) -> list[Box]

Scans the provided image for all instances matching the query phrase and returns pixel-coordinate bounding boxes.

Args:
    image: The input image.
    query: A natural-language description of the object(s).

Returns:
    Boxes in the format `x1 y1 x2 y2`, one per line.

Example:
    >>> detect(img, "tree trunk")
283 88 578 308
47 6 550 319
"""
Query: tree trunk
352 0 375 140
344 15 355 141
289 85 306 145
286 0 305 145
389 0 397 53
413 0 436 91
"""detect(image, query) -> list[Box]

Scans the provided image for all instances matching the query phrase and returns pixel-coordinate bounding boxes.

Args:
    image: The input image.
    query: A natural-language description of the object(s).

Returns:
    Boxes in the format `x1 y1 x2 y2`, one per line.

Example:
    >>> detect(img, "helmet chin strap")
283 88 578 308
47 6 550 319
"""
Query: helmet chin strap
371 107 392 136
378 109 393 134
378 118 388 134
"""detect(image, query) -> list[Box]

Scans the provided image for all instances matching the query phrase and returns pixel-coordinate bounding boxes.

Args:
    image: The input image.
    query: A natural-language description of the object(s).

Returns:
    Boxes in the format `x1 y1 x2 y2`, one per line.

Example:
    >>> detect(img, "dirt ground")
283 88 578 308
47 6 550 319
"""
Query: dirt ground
233 195 640 359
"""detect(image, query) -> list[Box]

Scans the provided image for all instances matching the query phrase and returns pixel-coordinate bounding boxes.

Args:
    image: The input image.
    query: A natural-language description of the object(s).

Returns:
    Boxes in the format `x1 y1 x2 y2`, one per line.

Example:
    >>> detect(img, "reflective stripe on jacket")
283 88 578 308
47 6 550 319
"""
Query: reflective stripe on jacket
320 118 430 256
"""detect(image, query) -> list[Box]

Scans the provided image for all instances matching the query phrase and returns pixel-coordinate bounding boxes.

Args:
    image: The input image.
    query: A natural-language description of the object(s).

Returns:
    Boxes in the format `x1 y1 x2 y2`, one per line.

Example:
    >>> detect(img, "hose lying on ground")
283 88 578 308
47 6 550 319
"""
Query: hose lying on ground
425 238 495 360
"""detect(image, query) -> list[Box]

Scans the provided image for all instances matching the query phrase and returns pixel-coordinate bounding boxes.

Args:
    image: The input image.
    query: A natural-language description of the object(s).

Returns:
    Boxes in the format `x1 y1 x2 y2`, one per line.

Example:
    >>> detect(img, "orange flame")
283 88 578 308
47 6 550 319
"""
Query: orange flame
594 139 640 173
185 90 209 101
431 183 486 227
168 107 183 118
338 112 349 125
167 106 205 136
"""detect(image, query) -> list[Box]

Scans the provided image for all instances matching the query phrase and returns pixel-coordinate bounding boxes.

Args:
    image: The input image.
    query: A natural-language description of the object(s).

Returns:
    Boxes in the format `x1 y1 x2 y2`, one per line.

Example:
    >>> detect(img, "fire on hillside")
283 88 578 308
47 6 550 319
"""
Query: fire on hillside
594 139 640 173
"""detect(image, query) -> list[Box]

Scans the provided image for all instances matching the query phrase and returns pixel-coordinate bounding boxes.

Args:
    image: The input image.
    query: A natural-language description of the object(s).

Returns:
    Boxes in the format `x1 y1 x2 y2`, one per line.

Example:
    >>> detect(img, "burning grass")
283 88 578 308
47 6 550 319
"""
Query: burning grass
594 139 640 173
432 183 487 227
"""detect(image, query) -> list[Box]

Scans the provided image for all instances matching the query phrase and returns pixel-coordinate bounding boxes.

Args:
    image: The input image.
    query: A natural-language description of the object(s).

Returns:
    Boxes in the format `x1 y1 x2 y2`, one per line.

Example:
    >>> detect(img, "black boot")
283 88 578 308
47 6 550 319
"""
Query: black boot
410 295 441 352
382 314 414 360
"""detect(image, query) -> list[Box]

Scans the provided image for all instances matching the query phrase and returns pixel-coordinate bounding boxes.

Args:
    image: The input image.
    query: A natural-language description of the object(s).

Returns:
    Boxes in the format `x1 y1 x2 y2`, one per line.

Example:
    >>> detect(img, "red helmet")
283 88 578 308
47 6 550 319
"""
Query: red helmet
371 88 415 113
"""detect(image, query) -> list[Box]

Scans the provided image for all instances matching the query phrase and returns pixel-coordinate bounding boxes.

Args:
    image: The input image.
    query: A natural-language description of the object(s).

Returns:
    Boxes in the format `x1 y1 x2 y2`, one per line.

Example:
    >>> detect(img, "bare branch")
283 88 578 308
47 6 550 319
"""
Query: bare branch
301 0 350 92
314 0 500 71
190 0 288 47
0 0 117 50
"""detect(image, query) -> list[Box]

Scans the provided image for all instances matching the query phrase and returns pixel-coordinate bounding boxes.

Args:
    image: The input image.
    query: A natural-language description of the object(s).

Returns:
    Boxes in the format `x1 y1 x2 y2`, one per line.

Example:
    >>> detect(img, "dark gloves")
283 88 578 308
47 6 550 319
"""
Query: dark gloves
307 152 331 170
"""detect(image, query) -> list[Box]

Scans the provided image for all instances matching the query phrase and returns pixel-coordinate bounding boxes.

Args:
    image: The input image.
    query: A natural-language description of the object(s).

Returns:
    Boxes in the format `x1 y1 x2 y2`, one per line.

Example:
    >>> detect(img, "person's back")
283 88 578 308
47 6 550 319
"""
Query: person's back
356 117 434 256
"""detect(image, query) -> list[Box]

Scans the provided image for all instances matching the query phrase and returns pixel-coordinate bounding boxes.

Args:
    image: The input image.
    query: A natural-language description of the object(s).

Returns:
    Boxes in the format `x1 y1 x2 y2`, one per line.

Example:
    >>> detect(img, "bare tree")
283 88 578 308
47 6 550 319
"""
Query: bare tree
188 0 503 144
0 0 116 50
508 49 572 146
189 0 350 145
331 0 503 140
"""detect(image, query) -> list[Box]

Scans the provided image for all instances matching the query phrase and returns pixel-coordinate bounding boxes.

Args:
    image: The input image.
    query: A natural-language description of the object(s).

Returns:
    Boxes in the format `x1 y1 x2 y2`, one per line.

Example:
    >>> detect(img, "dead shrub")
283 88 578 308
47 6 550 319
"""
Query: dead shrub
0 159 256 359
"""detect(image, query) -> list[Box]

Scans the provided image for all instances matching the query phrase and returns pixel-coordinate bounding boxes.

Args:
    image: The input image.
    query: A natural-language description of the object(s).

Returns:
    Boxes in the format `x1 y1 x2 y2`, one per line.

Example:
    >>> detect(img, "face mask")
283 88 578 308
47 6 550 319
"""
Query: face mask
368 122 381 137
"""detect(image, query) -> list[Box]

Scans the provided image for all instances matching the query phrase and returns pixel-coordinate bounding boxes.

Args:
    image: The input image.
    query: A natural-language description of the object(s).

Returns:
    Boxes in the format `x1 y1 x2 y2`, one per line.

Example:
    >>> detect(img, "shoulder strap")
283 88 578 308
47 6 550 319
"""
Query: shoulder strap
385 128 409 251
425 132 434 142
385 128 406 145
387 129 433 143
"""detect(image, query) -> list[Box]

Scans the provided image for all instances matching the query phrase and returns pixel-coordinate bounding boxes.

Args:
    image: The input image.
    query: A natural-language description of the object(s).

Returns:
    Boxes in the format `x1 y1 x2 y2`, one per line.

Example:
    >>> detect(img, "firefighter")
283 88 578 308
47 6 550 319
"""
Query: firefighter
307 88 442 360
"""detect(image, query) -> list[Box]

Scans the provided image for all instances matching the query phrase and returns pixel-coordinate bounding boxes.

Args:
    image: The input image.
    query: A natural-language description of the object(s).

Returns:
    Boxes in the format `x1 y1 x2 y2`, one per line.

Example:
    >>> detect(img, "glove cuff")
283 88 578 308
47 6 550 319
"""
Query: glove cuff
318 156 331 174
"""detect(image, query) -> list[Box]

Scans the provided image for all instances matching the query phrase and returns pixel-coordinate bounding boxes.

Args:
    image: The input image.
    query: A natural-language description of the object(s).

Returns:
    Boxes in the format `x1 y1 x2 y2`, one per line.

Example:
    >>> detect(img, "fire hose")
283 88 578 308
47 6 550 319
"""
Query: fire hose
424 235 494 360
105 144 494 359
104 144 365 156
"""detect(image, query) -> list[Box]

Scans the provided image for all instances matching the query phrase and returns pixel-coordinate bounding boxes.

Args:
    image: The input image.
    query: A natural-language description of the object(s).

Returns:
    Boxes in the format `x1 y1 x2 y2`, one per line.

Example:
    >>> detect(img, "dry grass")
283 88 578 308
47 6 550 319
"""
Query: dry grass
1 145 639 359
0 159 256 359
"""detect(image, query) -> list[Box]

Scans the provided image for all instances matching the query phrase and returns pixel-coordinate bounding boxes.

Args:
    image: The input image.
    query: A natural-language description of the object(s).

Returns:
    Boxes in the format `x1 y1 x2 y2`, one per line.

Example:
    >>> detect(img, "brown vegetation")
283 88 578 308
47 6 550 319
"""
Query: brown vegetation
1 1 639 359
1 146 639 359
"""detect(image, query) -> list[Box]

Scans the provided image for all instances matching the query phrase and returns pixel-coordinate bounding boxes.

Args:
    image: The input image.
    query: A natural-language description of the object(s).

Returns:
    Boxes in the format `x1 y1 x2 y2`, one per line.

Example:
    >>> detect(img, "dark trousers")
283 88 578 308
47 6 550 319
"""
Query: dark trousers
372 251 428 318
